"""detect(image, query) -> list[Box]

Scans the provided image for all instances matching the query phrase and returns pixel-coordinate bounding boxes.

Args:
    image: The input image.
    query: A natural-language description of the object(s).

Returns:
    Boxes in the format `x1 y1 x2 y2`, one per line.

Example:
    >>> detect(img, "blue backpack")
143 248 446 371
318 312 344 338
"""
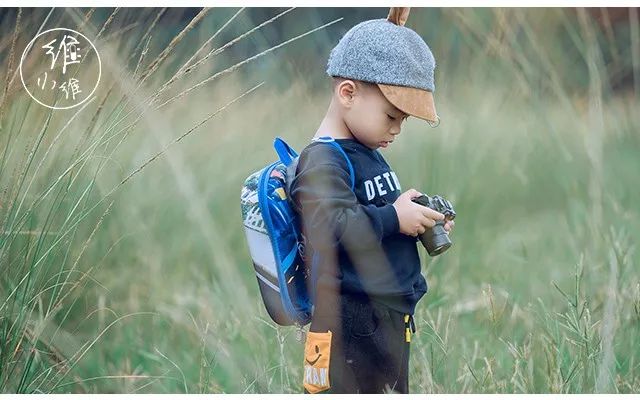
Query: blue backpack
240 136 354 327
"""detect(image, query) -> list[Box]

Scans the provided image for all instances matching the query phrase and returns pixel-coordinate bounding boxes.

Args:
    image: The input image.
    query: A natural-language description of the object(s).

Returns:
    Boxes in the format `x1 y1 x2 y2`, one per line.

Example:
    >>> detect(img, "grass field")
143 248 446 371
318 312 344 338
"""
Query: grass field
0 7 639 393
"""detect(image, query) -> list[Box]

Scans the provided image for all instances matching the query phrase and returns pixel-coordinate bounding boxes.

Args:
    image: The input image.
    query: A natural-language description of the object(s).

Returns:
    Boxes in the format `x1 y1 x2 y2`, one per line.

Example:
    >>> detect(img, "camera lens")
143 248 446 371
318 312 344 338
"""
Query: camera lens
419 223 452 256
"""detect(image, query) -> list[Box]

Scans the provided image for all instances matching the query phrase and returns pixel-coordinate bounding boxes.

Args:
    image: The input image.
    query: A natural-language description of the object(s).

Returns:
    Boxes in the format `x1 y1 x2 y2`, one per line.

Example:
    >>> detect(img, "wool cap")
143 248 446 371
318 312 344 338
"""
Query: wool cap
326 8 439 125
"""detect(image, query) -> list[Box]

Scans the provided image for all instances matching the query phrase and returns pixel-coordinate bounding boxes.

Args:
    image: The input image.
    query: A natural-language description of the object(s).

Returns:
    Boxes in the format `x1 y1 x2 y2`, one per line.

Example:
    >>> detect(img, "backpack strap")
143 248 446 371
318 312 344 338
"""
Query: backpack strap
310 136 355 190
275 136 355 201
274 137 299 167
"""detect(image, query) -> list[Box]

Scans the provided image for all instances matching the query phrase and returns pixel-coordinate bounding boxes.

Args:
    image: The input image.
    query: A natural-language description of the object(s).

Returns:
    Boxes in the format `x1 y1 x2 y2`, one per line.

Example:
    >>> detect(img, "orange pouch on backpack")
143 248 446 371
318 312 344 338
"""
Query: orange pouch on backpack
303 330 332 393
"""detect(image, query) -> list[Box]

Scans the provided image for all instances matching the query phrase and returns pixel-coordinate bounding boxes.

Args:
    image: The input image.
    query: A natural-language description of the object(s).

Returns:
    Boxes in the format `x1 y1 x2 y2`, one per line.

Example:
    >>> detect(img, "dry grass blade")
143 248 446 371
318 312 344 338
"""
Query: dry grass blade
47 200 115 317
0 109 55 265
101 22 140 43
133 35 152 80
0 8 22 128
77 85 114 152
176 7 245 76
155 16 343 109
13 327 87 393
84 10 162 149
95 7 120 40
126 8 167 65
155 7 246 97
77 8 95 31
10 81 264 287
139 7 211 84
120 81 264 188
71 9 314 160
154 347 188 393
158 7 292 95
27 234 132 393
104 8 277 139
50 312 158 390
11 97 96 238
7 8 54 93
2 7 172 246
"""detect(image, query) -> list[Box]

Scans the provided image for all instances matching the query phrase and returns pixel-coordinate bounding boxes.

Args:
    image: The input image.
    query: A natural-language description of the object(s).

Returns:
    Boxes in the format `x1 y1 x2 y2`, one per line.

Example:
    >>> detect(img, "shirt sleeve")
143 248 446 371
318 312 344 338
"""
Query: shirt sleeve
289 145 400 252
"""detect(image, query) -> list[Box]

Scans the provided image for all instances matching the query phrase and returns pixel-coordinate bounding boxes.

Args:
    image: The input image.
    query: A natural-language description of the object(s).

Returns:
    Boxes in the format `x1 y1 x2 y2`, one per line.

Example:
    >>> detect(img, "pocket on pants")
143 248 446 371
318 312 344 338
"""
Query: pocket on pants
303 330 332 393
349 305 382 338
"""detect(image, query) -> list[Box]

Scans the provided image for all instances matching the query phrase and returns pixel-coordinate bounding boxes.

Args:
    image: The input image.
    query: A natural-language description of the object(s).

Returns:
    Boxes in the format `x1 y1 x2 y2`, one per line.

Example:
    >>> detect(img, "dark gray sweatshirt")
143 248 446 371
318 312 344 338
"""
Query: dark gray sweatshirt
289 138 427 315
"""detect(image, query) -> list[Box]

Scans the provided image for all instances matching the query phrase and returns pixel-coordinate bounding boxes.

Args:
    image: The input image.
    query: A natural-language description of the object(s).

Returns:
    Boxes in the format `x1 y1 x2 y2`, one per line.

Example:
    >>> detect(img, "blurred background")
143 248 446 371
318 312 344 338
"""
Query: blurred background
0 7 638 393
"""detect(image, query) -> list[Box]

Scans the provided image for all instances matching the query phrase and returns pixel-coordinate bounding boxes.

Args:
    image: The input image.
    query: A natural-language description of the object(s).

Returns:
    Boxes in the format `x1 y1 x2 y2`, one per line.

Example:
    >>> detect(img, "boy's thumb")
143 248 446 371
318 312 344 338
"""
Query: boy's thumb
407 188 422 198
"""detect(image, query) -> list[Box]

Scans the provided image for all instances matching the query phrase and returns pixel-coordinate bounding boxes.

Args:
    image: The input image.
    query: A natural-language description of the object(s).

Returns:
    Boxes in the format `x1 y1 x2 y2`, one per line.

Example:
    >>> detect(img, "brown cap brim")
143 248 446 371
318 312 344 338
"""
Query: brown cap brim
377 83 439 125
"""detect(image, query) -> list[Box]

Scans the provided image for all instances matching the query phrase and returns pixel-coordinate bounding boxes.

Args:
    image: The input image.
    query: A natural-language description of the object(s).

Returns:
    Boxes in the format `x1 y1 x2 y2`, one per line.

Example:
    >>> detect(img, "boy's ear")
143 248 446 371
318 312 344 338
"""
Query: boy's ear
336 79 357 107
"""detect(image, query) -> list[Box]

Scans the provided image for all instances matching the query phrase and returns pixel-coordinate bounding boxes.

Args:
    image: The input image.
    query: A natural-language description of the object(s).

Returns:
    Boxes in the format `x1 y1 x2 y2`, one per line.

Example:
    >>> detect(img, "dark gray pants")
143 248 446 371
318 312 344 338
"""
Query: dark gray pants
304 293 415 394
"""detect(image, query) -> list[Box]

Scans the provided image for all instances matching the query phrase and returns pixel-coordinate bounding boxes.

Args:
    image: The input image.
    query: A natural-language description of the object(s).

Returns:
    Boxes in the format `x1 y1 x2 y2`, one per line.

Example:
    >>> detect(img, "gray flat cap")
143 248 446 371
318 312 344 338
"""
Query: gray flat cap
326 9 439 124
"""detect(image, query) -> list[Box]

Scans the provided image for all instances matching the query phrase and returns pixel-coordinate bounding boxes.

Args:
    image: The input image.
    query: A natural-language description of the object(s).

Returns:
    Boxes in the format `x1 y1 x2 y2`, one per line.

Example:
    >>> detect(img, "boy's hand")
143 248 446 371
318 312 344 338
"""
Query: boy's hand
443 219 455 233
392 189 445 237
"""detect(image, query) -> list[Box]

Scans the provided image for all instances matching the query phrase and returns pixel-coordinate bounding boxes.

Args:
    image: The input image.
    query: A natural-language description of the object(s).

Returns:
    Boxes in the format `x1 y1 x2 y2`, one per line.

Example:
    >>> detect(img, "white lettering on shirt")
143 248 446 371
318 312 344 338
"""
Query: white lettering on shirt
391 171 401 191
374 176 387 196
365 180 375 201
363 171 400 201
382 172 395 191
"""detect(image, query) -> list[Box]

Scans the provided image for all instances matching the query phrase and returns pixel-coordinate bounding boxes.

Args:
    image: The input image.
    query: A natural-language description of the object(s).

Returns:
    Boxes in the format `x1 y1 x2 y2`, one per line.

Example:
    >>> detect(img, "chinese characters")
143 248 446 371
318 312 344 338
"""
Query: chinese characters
38 34 83 100
20 28 101 109
43 34 82 74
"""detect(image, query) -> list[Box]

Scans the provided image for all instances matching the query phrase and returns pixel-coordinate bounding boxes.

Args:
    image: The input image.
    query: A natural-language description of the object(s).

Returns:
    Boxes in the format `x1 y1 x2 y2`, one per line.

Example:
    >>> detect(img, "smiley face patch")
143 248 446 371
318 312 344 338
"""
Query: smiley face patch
303 330 332 393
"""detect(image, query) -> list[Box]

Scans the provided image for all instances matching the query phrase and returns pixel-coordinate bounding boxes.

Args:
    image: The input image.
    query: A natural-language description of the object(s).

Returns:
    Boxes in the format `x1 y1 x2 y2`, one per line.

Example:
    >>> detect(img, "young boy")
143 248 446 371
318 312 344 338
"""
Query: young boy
289 8 454 394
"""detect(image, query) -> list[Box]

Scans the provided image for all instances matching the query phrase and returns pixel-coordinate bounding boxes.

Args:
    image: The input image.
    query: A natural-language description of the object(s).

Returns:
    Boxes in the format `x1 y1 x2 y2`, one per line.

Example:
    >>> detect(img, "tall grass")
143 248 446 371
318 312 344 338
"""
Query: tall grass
0 7 342 393
1 7 639 393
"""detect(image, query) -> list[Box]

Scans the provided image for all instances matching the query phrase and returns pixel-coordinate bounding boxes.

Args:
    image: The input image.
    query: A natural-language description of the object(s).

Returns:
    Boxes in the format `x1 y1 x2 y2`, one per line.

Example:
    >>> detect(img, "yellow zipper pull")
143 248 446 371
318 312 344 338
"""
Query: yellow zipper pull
404 314 411 342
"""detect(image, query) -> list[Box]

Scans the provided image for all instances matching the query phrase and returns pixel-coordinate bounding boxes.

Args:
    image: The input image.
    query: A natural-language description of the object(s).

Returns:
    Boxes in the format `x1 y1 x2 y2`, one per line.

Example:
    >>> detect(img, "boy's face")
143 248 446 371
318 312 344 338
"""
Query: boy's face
338 80 409 150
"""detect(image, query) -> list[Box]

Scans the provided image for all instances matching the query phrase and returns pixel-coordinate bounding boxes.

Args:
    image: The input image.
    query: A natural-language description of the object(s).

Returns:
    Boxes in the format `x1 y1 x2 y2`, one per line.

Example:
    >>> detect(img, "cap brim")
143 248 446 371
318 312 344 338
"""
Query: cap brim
377 83 438 124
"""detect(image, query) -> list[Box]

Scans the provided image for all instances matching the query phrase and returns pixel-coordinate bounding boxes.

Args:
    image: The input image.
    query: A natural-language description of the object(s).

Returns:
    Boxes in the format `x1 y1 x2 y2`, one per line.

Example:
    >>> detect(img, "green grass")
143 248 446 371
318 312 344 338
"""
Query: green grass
1 7 639 393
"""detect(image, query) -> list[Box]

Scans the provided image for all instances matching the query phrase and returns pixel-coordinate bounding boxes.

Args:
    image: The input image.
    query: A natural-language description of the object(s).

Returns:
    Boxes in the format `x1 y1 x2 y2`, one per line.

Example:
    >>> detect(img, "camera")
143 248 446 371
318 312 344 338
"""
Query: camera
411 194 456 256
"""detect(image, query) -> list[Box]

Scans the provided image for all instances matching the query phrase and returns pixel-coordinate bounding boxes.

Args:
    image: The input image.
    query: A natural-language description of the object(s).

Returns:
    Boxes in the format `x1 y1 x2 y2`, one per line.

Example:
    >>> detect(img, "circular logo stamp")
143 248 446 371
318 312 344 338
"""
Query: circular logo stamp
20 28 101 110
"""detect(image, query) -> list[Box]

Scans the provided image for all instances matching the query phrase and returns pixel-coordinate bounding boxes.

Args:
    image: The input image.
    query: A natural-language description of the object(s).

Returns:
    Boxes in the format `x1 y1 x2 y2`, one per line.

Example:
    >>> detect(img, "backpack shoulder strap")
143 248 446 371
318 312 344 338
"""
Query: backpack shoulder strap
310 136 355 190
275 136 355 196
274 137 299 167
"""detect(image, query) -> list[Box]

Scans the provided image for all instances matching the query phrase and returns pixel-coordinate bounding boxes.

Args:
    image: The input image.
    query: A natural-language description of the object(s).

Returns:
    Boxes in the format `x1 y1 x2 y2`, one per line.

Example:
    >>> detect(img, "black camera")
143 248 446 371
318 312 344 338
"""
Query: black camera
411 194 456 256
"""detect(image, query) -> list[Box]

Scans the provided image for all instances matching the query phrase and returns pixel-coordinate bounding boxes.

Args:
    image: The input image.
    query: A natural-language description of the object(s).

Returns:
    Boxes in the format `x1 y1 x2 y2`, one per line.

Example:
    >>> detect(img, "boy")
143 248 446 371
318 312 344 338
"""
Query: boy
289 8 454 394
